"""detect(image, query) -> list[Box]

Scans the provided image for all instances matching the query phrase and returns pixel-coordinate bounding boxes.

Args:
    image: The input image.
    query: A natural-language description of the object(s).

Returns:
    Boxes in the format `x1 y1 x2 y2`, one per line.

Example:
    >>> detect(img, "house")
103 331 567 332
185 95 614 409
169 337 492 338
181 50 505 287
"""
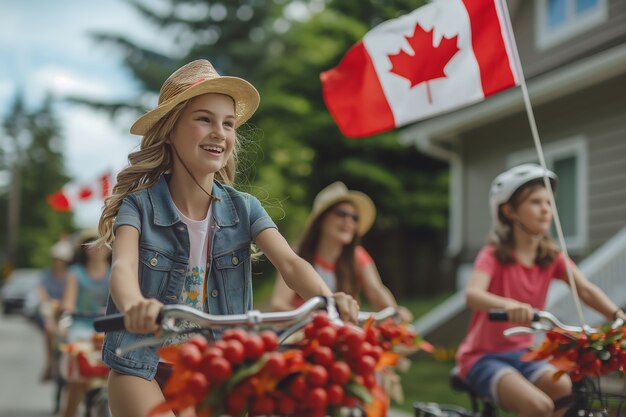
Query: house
400 0 626 347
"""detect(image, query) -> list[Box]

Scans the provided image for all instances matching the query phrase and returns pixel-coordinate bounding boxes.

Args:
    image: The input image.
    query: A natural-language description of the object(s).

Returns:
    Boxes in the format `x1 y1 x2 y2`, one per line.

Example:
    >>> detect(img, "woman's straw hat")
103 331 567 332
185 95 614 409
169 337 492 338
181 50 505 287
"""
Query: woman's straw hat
305 182 376 236
130 59 260 135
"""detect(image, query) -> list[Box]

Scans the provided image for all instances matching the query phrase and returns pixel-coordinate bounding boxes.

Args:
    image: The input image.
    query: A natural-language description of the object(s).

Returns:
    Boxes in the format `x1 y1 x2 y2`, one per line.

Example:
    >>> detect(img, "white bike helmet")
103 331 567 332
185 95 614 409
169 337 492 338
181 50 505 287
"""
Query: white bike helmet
489 163 558 229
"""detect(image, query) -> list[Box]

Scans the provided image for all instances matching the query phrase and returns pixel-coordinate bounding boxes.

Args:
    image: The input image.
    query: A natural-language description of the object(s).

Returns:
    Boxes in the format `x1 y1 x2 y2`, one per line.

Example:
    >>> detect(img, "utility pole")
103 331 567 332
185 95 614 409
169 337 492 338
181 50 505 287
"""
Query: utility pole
5 162 21 275
2 97 28 276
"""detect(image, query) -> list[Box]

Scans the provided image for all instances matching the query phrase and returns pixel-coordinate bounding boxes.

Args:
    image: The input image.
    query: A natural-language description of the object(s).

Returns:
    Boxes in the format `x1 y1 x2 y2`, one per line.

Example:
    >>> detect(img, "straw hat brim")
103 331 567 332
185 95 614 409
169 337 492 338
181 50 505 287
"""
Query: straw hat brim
305 191 376 237
130 76 260 136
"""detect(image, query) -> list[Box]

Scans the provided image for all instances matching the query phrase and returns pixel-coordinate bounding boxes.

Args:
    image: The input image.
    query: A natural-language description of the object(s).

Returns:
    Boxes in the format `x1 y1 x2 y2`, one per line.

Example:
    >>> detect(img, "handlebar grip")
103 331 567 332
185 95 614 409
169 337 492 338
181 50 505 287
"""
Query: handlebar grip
93 311 163 332
93 314 126 332
488 310 540 322
488 310 509 321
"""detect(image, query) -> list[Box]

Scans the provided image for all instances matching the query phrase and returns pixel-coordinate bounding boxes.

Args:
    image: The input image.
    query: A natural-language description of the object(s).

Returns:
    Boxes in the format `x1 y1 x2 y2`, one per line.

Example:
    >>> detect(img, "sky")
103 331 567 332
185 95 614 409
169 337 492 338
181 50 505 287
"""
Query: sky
0 0 179 227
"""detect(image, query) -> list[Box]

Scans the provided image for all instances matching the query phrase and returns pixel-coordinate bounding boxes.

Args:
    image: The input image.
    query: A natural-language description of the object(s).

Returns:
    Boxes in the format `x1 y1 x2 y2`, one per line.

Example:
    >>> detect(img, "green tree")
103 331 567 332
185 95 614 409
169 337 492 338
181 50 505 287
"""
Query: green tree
0 94 74 272
253 2 450 295
85 0 453 295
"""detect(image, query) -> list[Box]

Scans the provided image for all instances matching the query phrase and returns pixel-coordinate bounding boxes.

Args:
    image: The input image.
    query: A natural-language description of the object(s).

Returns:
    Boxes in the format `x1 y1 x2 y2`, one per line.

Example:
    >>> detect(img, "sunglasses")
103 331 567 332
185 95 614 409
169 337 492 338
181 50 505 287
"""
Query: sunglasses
332 207 360 222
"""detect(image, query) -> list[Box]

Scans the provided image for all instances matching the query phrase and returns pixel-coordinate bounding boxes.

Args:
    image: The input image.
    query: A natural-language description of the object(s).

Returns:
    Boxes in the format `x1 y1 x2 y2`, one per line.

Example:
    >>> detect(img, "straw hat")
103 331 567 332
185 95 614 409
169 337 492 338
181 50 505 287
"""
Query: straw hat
130 59 260 135
305 182 376 236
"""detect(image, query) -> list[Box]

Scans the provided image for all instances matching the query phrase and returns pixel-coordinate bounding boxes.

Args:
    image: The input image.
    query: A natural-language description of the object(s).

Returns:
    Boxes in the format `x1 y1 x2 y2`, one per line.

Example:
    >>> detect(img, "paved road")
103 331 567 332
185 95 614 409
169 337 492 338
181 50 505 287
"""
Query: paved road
0 312 57 417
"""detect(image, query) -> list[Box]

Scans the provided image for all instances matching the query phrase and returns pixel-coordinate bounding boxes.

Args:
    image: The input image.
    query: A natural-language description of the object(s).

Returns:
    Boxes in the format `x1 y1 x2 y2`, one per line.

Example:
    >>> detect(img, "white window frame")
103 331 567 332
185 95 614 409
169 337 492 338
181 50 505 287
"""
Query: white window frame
507 136 588 252
535 0 608 50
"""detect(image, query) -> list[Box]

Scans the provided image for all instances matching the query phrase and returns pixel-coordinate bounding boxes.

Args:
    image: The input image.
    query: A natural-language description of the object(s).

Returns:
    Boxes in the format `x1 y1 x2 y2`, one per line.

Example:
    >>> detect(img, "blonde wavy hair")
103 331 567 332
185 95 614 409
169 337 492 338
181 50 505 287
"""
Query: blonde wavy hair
96 100 238 246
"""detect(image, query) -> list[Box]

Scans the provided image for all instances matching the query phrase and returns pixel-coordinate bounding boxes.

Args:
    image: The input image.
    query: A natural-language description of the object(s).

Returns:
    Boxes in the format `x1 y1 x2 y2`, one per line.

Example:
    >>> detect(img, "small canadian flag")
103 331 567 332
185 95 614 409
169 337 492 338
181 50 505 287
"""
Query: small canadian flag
47 172 114 212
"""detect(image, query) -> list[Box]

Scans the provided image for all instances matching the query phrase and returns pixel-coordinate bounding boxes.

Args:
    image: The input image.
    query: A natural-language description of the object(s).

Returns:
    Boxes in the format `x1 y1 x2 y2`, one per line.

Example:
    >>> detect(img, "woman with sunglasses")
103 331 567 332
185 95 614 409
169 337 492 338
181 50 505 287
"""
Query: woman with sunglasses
270 182 413 322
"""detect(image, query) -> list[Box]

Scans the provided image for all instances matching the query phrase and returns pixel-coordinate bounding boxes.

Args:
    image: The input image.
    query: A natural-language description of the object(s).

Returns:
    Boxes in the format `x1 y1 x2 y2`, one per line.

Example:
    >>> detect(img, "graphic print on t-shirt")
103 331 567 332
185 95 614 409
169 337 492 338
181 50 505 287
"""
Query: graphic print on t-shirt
180 265 205 308
173 205 212 312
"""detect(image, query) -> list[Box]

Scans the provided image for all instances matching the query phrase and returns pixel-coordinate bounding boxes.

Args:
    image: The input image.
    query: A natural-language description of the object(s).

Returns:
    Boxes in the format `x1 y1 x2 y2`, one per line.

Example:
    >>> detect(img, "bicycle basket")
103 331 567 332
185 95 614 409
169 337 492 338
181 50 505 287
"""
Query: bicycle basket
60 341 108 382
565 376 626 417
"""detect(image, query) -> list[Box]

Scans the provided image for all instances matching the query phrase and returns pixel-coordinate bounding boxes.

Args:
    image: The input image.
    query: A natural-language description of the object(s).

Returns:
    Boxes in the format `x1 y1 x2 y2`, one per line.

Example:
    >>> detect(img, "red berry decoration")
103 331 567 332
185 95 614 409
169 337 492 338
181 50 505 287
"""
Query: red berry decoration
329 361 351 385
179 343 202 368
223 339 245 365
260 330 279 352
206 357 232 383
243 335 265 361
306 365 329 387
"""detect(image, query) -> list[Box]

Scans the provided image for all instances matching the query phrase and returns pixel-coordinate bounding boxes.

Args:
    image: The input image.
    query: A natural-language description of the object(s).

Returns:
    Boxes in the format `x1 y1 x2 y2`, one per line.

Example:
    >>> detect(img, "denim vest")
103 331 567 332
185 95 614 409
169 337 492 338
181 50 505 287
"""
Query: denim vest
102 176 277 380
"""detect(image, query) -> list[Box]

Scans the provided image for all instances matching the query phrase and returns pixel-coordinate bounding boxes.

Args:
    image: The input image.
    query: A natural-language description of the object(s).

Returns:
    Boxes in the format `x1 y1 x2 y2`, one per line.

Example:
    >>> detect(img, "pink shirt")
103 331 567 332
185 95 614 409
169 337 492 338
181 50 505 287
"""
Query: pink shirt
456 245 569 378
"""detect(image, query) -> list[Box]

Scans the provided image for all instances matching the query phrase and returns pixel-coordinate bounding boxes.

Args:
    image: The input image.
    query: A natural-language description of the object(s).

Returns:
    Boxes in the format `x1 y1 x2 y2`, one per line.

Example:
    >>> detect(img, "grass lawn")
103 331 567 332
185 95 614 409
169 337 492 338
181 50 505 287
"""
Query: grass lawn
390 294 474 414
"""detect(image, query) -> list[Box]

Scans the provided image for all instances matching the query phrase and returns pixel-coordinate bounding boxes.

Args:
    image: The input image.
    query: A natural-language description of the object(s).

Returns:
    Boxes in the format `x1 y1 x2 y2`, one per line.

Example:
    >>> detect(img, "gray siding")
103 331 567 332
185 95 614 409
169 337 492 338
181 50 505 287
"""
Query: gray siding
457 73 626 261
512 0 626 78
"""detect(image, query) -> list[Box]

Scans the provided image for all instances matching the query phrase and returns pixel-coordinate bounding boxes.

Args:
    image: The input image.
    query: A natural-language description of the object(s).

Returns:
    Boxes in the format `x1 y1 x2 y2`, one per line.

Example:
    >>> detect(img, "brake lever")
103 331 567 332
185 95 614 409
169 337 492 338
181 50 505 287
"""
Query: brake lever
611 317 624 330
504 326 541 337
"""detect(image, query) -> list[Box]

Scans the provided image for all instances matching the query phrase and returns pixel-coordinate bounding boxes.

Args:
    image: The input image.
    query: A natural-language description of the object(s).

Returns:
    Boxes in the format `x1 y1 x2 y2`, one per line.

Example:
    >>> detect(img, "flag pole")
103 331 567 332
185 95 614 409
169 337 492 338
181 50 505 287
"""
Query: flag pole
499 0 587 329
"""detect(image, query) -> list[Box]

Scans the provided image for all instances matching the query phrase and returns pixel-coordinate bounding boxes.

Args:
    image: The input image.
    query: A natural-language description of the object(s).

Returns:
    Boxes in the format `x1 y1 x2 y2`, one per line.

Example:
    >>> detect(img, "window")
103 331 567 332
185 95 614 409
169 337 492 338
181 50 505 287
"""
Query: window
507 137 588 252
536 0 607 49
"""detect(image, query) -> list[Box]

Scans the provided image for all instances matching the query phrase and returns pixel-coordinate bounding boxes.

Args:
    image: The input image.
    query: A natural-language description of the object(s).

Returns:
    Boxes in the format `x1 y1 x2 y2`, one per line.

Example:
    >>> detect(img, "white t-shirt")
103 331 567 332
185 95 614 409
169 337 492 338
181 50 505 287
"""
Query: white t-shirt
174 205 213 312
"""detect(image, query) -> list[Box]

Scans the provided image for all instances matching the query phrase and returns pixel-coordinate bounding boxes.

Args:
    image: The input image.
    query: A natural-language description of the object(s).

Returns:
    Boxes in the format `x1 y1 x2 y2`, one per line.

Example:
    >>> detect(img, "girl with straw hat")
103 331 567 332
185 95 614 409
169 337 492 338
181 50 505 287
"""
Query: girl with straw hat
269 181 413 322
95 60 359 417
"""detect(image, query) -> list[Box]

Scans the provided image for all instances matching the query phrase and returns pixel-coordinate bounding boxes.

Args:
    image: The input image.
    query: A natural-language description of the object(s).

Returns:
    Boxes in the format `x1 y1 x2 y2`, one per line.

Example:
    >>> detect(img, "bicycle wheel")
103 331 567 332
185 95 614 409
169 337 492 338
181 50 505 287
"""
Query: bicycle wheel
564 391 626 417
414 401 475 417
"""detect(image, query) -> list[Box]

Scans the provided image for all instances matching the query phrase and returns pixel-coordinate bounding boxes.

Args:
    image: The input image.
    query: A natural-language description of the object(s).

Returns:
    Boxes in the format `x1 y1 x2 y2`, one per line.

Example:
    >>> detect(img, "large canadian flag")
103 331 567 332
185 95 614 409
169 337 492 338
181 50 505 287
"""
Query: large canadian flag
320 0 519 138
47 172 114 212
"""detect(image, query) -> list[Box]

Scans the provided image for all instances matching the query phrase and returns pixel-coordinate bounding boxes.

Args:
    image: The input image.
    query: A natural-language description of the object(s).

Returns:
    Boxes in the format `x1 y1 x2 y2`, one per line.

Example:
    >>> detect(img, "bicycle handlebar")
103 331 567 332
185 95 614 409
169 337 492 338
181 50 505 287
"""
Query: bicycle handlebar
94 295 337 333
357 306 399 325
94 296 348 354
487 309 620 337
93 296 407 356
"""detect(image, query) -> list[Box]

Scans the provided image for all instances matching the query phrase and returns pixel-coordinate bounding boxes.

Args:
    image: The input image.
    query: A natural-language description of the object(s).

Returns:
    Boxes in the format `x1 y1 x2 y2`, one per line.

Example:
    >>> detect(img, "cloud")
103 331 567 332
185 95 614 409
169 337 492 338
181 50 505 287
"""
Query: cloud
32 67 117 101
0 80 14 104
59 105 138 227
62 106 137 178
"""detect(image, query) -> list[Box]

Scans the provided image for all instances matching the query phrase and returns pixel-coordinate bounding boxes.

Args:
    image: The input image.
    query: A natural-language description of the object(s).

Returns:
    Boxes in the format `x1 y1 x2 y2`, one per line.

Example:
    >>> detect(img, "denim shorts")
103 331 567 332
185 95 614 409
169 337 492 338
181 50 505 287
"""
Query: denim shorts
465 349 555 404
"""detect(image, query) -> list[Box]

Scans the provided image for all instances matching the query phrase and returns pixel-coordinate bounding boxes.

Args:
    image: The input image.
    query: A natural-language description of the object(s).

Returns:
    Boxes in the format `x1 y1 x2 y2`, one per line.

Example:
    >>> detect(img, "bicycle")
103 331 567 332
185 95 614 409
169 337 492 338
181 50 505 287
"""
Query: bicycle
94 296 413 417
414 310 626 417
58 312 111 417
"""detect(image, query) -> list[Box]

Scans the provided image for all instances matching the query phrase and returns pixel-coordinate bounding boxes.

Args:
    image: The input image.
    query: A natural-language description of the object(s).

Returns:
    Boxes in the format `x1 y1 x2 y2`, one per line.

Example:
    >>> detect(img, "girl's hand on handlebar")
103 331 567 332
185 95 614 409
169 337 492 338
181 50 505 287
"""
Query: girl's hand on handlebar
124 298 163 334
332 292 359 323
504 301 535 324
398 306 414 323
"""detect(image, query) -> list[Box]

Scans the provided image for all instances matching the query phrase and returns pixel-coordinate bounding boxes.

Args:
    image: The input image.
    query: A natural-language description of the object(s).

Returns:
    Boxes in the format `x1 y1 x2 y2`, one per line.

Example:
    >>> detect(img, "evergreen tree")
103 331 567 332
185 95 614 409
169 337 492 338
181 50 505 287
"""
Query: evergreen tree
0 94 73 272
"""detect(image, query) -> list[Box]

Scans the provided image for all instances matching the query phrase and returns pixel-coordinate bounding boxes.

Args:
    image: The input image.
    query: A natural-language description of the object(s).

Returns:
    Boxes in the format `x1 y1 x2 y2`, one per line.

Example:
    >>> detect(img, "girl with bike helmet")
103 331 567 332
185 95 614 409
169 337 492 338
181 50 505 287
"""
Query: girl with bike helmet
456 163 625 417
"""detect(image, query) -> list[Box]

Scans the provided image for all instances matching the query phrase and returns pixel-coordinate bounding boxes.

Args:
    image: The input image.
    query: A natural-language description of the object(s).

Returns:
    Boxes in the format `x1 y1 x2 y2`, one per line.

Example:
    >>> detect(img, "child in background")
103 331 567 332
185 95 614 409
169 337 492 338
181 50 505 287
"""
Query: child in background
270 181 412 322
38 238 74 382
456 163 625 417
60 230 111 417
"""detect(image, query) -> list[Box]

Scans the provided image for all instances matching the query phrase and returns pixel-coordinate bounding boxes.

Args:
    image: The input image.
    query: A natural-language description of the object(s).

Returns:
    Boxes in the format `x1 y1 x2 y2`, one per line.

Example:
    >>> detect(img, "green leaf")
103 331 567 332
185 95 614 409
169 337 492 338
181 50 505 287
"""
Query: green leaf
605 333 623 344
226 354 269 391
200 384 225 411
344 382 373 404
598 350 611 361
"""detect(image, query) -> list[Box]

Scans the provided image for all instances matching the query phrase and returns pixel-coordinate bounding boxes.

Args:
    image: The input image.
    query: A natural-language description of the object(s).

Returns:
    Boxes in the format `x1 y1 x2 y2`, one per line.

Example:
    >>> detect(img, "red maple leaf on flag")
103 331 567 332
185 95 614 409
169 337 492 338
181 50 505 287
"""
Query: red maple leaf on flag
388 23 459 104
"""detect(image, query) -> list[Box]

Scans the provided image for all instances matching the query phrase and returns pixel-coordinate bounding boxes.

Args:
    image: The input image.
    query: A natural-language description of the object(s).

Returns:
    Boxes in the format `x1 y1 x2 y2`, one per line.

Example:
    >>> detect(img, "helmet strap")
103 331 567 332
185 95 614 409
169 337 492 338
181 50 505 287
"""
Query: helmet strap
512 219 544 243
